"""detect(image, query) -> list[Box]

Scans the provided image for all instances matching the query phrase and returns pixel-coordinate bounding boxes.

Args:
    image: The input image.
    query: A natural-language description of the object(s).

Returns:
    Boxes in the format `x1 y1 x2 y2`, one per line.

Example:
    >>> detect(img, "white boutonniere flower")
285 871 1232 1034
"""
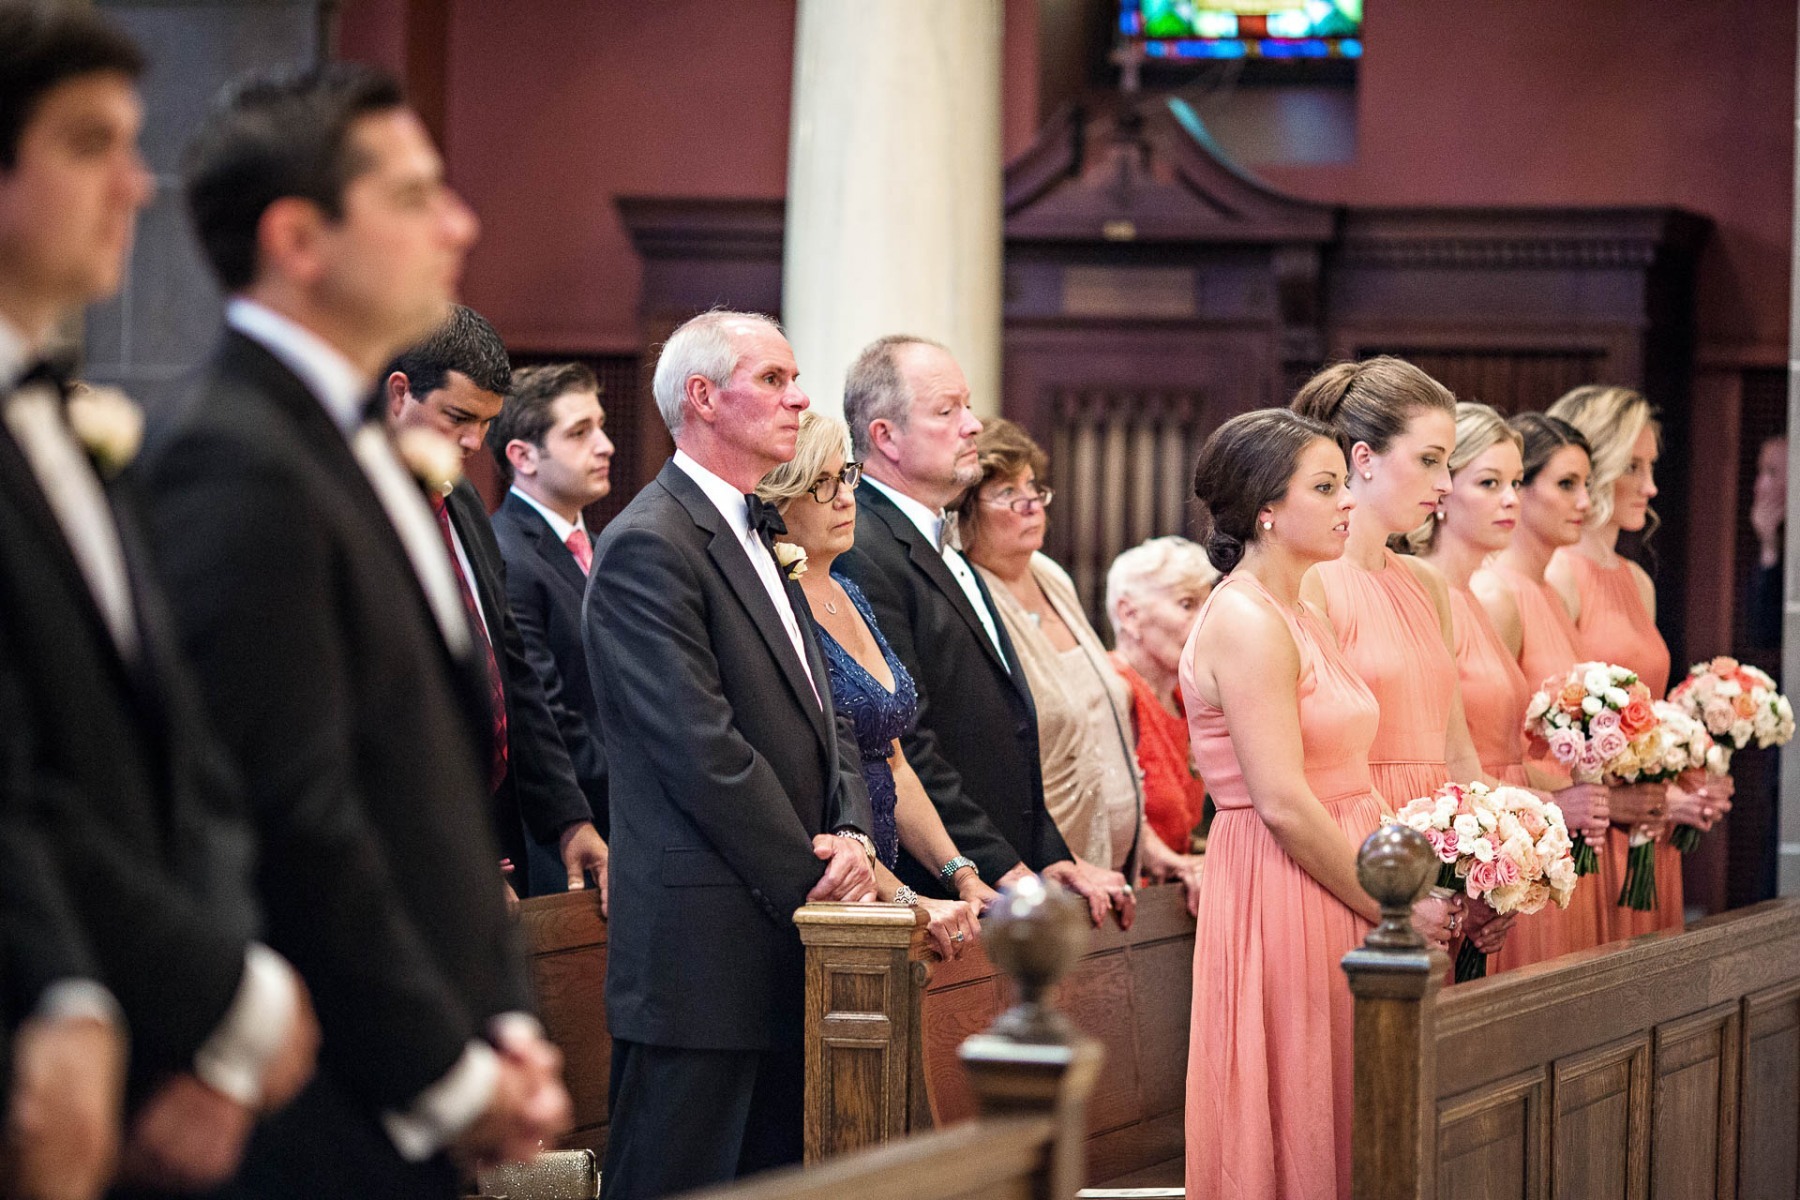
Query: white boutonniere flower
65 384 143 477
395 426 463 497
773 541 808 581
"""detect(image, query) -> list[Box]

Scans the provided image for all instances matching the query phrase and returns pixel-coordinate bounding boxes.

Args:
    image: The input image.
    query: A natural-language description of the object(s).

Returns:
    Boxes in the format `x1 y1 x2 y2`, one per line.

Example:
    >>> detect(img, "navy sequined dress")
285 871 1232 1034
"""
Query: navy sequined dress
816 573 916 868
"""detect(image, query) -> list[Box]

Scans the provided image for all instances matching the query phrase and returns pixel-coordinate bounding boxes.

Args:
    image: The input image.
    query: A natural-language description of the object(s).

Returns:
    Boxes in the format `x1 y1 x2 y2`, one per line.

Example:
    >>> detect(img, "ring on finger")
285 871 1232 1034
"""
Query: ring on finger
951 930 966 943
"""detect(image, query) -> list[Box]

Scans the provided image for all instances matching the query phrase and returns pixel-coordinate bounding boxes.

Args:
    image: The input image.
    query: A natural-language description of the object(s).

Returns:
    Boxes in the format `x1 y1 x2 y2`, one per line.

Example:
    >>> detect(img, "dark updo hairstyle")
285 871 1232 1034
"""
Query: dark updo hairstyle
1290 355 1457 457
1192 409 1339 574
1508 411 1592 484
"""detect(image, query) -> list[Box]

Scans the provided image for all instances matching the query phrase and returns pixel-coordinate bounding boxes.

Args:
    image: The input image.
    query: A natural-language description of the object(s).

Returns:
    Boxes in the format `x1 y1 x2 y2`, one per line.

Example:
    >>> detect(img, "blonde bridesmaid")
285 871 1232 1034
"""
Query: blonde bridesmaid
1547 386 1730 936
1451 411 1611 967
1182 409 1455 1200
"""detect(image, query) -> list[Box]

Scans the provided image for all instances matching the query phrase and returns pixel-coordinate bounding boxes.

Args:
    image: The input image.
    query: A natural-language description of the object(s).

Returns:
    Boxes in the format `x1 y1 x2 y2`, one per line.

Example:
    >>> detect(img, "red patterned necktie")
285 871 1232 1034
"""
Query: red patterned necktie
565 526 593 574
432 495 509 793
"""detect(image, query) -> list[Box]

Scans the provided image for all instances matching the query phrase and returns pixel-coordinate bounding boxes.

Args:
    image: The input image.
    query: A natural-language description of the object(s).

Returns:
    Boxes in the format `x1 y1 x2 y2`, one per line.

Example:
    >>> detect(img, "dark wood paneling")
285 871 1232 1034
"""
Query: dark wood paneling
1739 981 1800 1199
1651 1004 1740 1200
518 889 611 1158
1439 1068 1547 1200
1552 1038 1649 1200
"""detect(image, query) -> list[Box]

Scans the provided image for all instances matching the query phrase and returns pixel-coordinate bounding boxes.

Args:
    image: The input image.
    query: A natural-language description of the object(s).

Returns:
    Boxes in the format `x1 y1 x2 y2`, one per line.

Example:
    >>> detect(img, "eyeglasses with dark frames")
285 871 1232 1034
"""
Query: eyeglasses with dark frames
981 484 1054 515
806 461 864 503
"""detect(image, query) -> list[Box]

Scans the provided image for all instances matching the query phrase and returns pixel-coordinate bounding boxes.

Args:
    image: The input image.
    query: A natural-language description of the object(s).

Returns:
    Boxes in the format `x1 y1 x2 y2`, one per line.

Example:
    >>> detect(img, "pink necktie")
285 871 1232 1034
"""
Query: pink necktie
566 527 593 574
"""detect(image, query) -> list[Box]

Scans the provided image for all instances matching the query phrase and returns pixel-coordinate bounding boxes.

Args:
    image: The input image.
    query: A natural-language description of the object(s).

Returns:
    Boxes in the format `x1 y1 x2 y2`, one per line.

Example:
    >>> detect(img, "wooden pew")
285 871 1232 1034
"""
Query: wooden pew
681 876 1105 1200
517 888 611 1158
797 881 1197 1190
1346 824 1800 1200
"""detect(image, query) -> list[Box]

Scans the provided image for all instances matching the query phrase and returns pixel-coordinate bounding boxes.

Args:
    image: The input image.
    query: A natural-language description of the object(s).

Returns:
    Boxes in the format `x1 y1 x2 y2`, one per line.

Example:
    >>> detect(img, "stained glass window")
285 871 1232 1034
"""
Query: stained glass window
1120 0 1362 60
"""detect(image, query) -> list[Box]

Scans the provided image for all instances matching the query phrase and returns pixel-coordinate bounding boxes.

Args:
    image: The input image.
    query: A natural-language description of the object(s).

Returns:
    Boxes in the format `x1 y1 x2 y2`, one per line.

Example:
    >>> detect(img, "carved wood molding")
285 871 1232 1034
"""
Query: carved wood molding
1337 208 1710 271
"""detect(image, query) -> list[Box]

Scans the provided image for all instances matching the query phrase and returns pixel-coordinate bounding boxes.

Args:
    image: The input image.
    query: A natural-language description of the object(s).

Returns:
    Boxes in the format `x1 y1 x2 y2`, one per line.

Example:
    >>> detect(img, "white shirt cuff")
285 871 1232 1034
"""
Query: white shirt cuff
33 979 124 1029
193 943 301 1108
488 1011 544 1050
380 1039 501 1162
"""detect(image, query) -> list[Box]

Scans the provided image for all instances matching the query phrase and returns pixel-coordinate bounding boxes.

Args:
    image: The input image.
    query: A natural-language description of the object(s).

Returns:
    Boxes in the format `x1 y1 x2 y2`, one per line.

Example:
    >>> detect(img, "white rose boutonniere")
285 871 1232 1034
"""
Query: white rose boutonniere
395 426 463 497
65 383 143 477
773 541 808 582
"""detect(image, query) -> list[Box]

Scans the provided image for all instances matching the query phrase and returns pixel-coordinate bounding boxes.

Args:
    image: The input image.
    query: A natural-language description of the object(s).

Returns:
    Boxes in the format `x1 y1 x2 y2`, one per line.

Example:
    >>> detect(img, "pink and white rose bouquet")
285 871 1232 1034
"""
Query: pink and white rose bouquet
1667 657 1793 853
1394 780 1578 981
1522 661 1662 880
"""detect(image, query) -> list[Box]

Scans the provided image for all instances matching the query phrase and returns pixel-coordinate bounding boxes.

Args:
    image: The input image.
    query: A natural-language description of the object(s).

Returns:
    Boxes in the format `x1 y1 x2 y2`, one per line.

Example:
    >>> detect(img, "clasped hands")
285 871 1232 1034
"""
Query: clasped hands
455 1022 573 1171
805 833 878 903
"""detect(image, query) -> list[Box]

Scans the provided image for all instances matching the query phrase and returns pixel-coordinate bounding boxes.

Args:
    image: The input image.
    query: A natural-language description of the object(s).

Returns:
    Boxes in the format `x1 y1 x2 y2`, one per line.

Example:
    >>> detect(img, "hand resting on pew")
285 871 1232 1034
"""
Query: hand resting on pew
805 833 878 903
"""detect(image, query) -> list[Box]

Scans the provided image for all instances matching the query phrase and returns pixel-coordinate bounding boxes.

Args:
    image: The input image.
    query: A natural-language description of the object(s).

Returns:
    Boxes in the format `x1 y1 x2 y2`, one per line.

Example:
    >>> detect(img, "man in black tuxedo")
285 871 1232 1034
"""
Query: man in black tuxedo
488 364 616 843
836 335 1131 926
584 311 877 1198
0 8 321 1198
385 307 608 900
138 64 568 1198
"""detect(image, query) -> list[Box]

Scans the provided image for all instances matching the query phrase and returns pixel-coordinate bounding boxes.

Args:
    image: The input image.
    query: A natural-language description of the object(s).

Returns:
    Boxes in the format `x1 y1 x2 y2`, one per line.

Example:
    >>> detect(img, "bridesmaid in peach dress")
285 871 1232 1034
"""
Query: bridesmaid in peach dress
1548 386 1732 938
1182 410 1456 1200
1460 412 1612 967
1292 359 1512 958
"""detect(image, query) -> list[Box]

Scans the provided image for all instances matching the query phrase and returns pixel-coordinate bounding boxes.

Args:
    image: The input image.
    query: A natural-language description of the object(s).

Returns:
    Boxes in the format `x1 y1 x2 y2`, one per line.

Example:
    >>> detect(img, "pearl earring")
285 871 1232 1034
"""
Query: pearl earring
1433 509 1445 521
1261 520 1273 531
1361 470 1373 481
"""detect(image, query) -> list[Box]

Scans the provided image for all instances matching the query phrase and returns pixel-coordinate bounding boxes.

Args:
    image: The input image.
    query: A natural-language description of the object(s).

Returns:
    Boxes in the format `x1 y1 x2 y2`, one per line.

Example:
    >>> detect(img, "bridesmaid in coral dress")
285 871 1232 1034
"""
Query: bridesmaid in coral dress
1182 410 1456 1200
1460 412 1612 967
1548 386 1732 938
1292 359 1512 957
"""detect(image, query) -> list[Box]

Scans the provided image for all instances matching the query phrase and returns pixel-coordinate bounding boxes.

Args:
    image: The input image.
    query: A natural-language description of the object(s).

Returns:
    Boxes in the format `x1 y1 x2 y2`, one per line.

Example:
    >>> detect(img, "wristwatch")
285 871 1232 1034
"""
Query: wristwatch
834 828 877 865
939 856 978 887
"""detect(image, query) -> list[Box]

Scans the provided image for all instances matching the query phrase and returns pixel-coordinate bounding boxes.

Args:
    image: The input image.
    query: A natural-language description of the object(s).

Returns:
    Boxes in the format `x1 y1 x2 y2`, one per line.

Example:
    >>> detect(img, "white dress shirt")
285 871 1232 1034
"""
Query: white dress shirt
226 299 511 1157
510 485 585 548
862 476 1008 668
672 450 820 707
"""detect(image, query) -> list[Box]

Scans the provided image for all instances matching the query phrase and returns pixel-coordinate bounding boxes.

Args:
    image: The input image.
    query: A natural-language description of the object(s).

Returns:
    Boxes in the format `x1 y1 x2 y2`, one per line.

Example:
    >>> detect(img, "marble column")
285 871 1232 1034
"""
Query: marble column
783 0 1004 417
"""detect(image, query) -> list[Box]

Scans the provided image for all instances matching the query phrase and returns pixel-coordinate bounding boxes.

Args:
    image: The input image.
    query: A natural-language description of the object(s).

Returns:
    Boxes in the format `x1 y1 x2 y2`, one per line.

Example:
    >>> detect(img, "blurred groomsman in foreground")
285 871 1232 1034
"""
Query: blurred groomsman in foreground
137 64 568 1198
0 6 320 1197
488 363 617 845
385 307 608 899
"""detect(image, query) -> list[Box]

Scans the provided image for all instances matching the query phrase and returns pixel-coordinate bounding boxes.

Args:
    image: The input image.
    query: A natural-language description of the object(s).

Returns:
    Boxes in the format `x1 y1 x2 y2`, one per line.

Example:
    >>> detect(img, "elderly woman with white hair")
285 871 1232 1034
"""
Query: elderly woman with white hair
1106 537 1218 862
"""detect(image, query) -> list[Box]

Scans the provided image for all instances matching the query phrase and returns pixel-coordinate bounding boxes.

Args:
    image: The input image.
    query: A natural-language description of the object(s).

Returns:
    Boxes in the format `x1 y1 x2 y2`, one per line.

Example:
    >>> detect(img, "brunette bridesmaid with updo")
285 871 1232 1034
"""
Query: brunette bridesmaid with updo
1547 386 1730 936
1433 409 1611 967
1181 409 1455 1200
1292 358 1509 956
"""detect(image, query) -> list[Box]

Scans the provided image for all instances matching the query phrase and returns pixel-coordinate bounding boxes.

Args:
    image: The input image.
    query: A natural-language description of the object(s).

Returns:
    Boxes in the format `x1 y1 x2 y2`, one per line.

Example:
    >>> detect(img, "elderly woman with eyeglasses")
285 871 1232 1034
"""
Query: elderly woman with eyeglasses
958 420 1205 906
756 412 995 959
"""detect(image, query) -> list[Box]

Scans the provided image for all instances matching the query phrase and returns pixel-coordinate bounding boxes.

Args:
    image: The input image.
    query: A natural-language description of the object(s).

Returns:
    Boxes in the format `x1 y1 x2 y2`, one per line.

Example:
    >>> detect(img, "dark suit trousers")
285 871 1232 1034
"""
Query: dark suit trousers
599 1038 803 1200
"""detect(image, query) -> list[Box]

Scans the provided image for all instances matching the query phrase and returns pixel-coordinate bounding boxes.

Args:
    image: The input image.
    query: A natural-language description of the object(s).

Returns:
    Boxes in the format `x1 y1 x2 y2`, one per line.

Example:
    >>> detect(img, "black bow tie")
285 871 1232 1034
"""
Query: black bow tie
745 494 787 544
16 353 74 401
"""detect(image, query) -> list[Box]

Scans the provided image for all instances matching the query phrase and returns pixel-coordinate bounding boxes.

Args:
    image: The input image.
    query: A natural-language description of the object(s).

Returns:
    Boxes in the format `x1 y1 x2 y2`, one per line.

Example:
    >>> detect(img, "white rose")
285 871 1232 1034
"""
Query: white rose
1471 837 1496 863
1583 667 1612 694
1582 695 1603 716
1453 813 1481 842
1730 720 1755 747
1605 686 1630 708
1526 691 1551 721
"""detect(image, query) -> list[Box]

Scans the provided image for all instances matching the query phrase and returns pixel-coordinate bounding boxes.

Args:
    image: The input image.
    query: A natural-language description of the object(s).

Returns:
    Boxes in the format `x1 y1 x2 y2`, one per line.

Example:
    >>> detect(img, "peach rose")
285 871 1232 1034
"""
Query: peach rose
1733 693 1758 719
1710 656 1740 675
1620 697 1656 737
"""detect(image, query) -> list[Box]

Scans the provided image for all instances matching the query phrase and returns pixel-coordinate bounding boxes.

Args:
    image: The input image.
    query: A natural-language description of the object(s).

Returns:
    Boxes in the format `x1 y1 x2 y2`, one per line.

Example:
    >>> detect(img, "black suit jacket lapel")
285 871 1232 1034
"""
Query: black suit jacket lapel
657 462 832 750
504 493 587 596
0 417 140 693
861 485 1013 679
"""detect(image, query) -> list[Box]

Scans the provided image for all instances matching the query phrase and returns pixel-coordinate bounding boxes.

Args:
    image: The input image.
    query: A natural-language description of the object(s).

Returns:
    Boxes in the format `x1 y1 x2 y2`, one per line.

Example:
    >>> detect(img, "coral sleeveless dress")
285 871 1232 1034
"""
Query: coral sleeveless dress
1449 585 1530 787
1473 564 1608 968
1560 550 1682 937
1182 574 1383 1200
1315 550 1458 809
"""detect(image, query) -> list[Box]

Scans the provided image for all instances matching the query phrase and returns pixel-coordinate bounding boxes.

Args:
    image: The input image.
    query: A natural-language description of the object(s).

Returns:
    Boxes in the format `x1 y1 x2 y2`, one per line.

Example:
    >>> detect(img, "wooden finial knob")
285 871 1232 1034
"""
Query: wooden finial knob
1356 823 1437 950
982 874 1090 1043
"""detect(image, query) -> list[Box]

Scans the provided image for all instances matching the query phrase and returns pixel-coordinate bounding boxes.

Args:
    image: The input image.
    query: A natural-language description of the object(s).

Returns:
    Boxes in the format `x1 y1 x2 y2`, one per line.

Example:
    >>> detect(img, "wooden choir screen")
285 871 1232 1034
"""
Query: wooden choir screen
1042 388 1209 627
1348 348 1610 417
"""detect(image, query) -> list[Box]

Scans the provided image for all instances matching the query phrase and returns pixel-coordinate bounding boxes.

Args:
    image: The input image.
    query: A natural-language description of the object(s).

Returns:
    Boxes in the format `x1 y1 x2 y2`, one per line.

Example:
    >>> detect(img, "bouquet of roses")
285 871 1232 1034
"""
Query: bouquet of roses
1523 662 1663 883
1640 700 1717 852
1670 657 1794 762
1394 780 1579 982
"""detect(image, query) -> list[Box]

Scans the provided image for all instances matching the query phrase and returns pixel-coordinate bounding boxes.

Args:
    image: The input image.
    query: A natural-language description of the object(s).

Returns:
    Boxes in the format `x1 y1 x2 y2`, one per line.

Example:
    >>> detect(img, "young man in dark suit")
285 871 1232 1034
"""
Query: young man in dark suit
836 335 1132 927
584 311 877 1198
385 307 608 900
487 364 616 842
137 64 568 1198
0 7 319 1197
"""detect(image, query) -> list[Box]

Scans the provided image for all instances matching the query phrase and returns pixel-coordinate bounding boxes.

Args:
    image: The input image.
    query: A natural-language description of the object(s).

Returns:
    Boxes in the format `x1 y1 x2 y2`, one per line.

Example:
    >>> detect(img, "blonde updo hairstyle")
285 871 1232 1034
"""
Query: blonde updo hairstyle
1546 384 1659 535
755 411 853 510
1403 402 1523 554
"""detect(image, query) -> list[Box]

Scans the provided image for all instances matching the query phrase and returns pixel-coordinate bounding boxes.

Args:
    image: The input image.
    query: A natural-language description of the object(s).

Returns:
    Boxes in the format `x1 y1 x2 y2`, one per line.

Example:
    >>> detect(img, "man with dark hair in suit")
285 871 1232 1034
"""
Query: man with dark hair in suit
488 363 616 843
139 62 568 1198
0 6 320 1198
585 310 876 1198
836 335 1131 927
385 307 608 900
